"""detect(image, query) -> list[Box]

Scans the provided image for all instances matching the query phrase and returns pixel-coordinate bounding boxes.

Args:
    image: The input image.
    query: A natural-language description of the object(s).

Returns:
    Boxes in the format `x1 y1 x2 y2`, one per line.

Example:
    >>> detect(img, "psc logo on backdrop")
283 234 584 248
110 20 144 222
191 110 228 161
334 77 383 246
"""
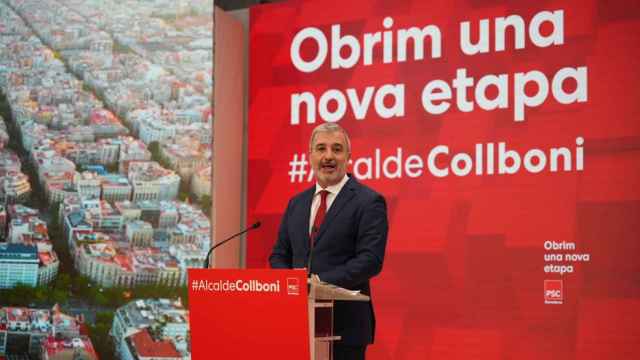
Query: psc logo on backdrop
544 280 563 304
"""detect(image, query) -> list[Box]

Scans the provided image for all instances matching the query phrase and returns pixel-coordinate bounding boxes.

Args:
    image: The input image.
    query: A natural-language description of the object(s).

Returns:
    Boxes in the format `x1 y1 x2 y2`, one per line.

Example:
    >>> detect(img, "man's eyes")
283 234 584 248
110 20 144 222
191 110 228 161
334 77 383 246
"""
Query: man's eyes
315 145 343 153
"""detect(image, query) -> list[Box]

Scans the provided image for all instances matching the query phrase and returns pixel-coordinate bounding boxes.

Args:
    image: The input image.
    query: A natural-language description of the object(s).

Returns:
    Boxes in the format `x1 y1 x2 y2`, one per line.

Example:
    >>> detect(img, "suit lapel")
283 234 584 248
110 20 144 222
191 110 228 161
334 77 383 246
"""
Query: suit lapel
299 186 315 252
313 177 357 245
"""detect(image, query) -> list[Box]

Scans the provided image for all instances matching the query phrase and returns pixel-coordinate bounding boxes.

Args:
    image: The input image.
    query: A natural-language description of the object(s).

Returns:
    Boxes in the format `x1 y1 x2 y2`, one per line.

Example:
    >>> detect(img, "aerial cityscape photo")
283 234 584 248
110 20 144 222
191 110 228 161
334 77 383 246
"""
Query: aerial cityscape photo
0 0 213 359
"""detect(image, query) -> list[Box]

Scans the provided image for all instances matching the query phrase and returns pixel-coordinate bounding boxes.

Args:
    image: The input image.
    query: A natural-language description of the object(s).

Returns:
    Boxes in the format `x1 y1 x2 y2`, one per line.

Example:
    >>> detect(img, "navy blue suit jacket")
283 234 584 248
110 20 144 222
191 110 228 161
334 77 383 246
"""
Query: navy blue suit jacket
269 176 388 345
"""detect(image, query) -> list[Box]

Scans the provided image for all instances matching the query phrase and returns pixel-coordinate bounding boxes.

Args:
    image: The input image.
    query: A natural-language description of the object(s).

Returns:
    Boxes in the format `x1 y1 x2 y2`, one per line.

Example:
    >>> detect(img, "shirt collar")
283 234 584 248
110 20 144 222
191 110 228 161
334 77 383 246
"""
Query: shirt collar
315 174 349 196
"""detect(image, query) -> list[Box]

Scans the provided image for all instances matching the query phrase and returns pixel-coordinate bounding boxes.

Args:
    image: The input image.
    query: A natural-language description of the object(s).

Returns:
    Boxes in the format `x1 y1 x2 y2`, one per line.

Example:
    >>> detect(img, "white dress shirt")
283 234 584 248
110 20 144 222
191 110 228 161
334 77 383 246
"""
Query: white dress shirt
309 174 349 234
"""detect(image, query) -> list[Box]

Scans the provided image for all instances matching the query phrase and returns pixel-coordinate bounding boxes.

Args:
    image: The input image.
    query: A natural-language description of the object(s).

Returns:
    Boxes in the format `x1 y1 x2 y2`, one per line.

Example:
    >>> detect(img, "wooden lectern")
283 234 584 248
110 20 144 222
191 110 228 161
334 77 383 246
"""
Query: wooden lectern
308 275 370 360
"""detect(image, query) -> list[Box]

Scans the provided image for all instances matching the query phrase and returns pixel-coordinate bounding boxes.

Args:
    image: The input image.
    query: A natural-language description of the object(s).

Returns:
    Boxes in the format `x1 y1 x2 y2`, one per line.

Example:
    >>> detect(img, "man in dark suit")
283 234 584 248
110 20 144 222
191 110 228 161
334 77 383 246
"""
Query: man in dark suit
270 123 388 360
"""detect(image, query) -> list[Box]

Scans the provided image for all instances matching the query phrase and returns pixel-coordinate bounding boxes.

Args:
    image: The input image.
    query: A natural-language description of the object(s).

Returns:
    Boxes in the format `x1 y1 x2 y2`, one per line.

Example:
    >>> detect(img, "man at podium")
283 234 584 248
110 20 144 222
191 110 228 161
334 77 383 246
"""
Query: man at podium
270 123 389 360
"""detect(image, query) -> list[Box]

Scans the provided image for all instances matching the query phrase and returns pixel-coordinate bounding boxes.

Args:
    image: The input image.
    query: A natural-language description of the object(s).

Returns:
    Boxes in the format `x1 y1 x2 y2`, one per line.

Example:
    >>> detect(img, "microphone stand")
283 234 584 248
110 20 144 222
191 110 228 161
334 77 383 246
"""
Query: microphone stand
203 221 261 268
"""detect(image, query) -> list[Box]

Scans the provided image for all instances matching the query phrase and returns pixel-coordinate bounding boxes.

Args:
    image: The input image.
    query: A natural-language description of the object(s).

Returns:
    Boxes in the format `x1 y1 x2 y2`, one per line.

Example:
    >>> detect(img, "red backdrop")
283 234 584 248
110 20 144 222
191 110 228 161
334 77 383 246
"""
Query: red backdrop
247 0 640 358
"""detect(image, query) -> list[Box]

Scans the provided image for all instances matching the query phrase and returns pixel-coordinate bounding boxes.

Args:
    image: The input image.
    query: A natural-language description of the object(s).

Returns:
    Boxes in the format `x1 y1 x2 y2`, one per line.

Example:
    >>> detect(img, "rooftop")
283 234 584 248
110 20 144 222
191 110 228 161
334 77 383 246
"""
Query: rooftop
128 329 180 358
0 307 52 333
42 336 98 360
116 299 188 342
0 243 38 261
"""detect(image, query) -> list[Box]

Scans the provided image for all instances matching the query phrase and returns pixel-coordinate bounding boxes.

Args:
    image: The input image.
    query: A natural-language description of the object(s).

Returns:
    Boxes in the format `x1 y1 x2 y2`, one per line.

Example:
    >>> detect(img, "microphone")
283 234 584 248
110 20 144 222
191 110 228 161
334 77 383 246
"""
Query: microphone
203 221 261 268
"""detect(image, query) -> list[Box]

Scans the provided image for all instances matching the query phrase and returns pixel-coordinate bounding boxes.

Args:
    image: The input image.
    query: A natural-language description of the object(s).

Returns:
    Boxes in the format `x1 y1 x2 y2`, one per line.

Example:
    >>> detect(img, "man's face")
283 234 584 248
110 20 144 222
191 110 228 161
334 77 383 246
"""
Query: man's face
310 130 350 188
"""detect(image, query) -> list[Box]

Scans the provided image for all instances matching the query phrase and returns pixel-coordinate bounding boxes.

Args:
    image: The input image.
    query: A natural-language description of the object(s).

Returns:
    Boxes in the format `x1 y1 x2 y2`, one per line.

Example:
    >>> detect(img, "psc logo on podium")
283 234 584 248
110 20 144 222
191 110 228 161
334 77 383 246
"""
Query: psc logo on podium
287 277 300 295
544 280 563 304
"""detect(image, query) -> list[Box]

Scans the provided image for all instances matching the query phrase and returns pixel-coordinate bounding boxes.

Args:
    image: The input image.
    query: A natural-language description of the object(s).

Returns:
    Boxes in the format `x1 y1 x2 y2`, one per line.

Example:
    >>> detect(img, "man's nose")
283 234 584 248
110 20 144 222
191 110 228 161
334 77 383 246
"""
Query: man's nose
324 149 335 159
